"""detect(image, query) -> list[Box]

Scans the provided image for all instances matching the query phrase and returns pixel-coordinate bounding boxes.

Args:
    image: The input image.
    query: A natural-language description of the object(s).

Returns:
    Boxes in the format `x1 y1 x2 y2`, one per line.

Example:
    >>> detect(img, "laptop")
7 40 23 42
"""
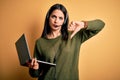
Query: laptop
15 34 56 67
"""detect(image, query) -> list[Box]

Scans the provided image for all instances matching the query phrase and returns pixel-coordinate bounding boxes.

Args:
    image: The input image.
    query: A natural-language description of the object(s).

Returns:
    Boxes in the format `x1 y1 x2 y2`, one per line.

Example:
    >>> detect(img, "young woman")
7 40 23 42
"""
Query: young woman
28 3 105 80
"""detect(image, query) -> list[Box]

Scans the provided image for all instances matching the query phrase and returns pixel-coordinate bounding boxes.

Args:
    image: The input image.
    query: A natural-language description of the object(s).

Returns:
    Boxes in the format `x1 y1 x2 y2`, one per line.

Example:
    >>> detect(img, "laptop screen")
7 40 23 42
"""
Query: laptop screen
15 34 31 66
15 34 56 67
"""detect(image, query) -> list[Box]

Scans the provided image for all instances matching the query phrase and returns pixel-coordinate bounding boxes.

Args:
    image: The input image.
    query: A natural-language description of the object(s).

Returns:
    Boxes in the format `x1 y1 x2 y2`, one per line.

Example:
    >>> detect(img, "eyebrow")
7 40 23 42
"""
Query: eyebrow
51 14 64 18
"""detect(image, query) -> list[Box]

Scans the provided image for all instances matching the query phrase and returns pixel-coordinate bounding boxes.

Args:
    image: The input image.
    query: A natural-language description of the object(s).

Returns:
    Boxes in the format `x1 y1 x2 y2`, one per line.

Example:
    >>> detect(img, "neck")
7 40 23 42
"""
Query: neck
47 30 61 39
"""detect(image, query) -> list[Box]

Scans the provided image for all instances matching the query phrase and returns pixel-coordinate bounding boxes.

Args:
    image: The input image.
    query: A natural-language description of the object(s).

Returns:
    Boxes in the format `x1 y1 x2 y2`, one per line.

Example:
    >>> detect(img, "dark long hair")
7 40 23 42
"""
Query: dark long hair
41 3 69 40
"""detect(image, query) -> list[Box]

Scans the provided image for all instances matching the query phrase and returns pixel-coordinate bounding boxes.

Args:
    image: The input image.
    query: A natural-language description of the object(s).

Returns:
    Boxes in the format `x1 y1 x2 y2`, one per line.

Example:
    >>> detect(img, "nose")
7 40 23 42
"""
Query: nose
54 18 59 23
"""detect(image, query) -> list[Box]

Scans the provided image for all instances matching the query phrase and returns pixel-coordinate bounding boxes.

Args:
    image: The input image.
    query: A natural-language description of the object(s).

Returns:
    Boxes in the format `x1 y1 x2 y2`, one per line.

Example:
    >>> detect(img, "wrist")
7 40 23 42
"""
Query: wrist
82 21 88 29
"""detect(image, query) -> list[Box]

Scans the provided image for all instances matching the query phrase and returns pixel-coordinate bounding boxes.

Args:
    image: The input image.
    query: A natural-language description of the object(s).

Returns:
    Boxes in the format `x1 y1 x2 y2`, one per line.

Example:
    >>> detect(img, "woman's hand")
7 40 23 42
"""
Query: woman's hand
27 58 39 70
68 21 85 39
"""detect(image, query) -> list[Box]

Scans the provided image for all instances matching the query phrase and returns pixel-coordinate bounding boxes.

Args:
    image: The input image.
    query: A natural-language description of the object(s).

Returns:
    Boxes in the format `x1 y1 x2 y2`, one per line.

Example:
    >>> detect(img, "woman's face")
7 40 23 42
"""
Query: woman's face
49 9 65 31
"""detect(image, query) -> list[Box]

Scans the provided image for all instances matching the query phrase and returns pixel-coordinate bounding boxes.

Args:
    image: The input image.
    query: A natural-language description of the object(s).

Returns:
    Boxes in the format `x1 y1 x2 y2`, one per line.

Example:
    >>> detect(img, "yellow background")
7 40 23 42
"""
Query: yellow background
0 0 120 80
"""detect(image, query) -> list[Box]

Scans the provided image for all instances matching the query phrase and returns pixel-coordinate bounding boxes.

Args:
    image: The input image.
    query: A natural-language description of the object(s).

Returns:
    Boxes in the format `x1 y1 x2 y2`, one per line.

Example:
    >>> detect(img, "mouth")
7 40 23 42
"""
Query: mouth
53 25 60 28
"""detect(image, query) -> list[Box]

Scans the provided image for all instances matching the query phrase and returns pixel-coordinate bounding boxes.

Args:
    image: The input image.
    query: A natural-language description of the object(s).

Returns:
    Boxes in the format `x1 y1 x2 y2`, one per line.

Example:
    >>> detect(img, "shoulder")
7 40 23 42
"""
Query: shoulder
35 37 46 45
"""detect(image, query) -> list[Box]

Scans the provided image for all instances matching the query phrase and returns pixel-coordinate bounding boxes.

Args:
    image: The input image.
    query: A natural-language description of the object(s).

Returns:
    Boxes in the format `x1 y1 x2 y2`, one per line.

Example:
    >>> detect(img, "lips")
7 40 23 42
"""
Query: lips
53 25 60 28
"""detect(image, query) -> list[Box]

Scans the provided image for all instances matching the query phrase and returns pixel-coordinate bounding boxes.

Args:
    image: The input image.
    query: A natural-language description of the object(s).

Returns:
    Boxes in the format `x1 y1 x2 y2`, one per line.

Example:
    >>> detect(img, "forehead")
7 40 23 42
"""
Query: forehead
50 9 64 17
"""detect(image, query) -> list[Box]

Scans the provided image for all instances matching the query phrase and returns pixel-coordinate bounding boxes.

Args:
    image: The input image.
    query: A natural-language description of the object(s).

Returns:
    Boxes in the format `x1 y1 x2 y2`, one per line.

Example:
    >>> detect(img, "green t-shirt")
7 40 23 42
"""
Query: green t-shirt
29 19 105 80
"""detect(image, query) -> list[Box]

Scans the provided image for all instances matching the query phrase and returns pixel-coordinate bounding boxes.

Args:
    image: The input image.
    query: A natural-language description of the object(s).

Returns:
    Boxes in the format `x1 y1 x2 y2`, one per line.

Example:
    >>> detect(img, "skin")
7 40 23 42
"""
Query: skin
47 9 65 39
28 9 85 70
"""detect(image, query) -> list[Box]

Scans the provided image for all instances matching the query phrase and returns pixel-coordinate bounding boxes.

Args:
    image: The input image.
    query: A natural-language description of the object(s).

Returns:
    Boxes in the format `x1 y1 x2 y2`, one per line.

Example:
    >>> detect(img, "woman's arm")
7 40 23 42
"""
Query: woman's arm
68 19 105 42
80 19 105 43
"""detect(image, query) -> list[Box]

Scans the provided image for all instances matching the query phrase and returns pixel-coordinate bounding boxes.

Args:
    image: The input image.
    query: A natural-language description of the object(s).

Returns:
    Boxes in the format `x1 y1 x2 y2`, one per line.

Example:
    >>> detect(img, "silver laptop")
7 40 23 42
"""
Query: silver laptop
15 34 56 67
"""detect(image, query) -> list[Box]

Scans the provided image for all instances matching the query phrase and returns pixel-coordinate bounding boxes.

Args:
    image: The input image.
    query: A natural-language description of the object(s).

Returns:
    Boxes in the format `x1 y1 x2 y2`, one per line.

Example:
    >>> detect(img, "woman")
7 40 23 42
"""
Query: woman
28 3 105 80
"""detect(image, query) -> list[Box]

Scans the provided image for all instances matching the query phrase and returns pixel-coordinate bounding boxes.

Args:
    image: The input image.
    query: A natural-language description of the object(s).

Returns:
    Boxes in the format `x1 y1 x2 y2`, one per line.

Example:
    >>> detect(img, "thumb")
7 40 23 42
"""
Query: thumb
70 30 78 39
34 58 37 64
70 26 81 39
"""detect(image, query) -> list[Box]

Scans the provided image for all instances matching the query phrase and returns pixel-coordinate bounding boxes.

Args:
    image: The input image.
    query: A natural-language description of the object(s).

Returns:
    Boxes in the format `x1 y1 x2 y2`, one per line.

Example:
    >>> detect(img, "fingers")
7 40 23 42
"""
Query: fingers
68 21 85 39
34 58 38 66
68 21 76 31
28 58 39 69
31 58 34 66
69 21 84 28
